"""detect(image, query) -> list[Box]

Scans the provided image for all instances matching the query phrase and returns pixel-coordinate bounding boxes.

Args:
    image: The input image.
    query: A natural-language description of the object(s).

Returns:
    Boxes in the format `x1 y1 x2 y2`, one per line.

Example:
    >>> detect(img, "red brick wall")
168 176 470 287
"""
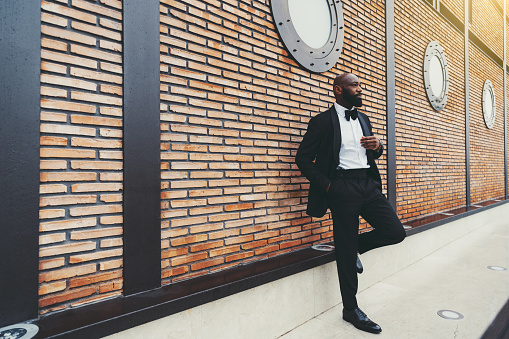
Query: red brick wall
394 0 466 220
441 0 464 22
34 0 508 316
470 0 504 58
39 0 123 314
158 0 388 283
469 46 506 203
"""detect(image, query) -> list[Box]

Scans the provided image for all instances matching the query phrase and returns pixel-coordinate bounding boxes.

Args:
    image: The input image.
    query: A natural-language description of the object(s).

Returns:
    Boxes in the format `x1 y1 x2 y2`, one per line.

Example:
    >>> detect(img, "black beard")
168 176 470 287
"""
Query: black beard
344 90 362 107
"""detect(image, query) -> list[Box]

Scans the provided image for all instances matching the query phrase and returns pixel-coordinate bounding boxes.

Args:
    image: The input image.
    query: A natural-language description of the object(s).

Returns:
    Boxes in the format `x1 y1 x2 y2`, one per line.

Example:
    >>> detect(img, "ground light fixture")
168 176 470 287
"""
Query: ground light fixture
0 324 39 339
311 244 335 251
271 0 345 73
437 310 464 320
487 266 507 271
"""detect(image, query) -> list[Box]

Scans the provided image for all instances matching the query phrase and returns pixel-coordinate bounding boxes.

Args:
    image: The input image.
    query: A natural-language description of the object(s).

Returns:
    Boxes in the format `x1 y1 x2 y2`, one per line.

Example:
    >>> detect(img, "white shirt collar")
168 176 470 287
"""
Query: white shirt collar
333 102 353 120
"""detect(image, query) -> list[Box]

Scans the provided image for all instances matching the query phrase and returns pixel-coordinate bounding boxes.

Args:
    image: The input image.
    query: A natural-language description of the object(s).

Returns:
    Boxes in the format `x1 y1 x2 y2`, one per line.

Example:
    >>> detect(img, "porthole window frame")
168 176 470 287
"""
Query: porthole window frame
423 41 449 111
271 0 345 73
482 79 496 129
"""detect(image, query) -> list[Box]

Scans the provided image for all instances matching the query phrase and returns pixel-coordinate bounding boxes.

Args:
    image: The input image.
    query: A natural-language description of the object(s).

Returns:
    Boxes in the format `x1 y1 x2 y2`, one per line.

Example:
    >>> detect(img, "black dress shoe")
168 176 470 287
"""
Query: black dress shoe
343 307 382 334
356 255 363 274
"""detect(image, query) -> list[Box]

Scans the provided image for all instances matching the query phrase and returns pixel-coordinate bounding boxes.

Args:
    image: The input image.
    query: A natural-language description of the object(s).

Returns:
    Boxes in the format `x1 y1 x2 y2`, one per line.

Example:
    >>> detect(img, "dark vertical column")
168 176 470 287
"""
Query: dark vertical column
386 0 397 209
465 0 471 207
123 0 161 295
0 2 41 327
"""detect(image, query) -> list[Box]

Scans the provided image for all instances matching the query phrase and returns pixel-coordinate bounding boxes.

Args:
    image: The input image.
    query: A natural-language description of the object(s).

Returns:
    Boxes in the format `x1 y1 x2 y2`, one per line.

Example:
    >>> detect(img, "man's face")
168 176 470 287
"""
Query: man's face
342 76 363 107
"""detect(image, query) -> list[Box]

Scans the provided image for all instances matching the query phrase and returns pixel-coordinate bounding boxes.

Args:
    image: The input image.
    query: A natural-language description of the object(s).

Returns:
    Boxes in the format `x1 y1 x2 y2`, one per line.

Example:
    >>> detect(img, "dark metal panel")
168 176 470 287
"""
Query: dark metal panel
386 0 397 209
0 1 41 327
123 0 161 295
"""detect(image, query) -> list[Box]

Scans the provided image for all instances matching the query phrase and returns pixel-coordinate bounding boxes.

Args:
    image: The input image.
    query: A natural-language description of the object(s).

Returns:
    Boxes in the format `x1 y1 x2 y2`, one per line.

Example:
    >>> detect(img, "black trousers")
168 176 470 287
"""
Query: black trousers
327 169 406 310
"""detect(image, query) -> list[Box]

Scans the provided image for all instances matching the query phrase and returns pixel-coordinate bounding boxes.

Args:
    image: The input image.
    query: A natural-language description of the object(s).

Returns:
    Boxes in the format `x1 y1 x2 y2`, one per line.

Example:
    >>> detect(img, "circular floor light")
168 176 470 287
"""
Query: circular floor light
311 244 335 251
482 80 496 129
423 41 449 111
437 310 464 320
0 324 39 339
271 0 344 73
487 266 507 271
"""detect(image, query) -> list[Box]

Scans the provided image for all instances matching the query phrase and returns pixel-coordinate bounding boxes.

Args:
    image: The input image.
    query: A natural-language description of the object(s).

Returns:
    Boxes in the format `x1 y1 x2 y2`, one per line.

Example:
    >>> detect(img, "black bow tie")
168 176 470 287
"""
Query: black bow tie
345 108 358 121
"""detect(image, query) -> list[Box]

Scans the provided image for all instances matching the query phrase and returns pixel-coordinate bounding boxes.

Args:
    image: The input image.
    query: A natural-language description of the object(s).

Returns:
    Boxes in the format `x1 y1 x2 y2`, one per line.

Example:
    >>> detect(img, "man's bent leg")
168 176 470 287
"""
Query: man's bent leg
358 180 406 254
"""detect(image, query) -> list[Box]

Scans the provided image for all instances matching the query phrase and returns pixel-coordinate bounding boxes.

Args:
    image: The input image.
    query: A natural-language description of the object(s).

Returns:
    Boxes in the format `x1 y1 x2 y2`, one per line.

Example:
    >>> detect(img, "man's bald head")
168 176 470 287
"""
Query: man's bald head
333 73 363 108
334 73 357 88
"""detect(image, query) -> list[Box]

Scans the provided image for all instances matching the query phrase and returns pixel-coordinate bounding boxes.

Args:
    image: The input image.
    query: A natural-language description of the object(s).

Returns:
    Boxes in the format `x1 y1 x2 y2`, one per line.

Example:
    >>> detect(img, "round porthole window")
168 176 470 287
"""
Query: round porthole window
423 41 449 111
482 80 496 129
271 0 344 73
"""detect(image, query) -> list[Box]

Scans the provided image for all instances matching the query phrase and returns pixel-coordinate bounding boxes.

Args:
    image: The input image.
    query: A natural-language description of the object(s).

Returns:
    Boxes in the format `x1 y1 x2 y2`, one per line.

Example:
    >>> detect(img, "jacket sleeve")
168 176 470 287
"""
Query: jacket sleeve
371 142 384 159
295 116 331 192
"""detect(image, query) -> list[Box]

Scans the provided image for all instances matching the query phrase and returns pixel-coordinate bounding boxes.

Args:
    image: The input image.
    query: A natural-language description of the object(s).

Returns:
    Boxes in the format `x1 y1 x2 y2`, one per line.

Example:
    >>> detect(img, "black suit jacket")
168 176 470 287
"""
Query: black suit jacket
295 105 384 217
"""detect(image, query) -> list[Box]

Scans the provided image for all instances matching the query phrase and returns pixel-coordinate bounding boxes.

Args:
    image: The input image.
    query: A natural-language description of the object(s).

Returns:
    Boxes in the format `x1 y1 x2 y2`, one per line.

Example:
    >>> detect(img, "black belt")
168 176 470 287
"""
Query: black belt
335 168 368 178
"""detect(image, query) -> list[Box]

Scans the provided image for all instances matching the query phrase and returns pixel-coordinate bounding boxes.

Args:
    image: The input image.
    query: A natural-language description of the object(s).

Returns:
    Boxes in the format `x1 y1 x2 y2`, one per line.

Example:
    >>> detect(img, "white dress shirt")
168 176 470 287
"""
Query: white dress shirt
334 102 369 170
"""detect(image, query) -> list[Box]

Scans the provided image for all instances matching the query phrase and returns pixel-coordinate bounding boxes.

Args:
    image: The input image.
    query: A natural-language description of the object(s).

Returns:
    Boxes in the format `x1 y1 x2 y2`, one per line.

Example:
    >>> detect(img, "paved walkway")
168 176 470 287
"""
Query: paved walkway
278 220 509 339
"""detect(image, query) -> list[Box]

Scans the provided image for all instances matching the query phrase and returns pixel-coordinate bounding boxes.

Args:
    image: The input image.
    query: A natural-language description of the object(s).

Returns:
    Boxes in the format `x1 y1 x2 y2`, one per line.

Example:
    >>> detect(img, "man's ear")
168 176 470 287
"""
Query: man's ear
333 85 342 96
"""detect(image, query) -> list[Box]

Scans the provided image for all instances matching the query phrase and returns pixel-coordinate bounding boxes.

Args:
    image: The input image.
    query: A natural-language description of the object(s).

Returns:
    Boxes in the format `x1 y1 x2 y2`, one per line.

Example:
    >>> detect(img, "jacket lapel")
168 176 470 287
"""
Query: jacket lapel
357 113 371 137
330 106 341 166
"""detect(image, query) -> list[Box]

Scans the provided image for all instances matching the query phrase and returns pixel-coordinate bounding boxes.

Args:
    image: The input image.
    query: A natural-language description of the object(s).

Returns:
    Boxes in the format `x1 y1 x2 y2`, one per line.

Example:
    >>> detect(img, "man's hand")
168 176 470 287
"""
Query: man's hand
360 136 380 150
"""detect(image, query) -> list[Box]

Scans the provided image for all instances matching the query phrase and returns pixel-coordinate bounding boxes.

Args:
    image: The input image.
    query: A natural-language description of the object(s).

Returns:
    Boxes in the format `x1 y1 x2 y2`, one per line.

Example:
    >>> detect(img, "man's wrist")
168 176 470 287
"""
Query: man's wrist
375 139 383 151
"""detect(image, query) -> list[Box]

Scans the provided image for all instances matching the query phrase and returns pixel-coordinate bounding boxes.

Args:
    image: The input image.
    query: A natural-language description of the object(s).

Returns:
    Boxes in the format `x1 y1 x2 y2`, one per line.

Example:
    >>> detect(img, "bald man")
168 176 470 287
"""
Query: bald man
295 73 406 334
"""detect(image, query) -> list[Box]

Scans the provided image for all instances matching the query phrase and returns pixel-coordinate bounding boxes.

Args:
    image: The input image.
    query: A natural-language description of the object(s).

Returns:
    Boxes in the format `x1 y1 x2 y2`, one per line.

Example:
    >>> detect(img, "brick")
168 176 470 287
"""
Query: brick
40 280 67 295
99 259 123 270
41 136 68 146
40 258 66 271
41 172 96 182
40 233 66 245
100 238 123 248
71 21 121 40
71 160 122 170
190 257 225 271
70 67 122 84
41 38 68 52
171 253 208 266
69 249 122 264
41 124 96 137
42 50 97 69
39 286 96 308
39 264 97 283
40 241 96 257
41 1 97 23
41 12 69 27
40 195 97 208
41 98 97 113
40 209 66 219
98 279 123 293
170 234 208 246
225 251 253 263
42 24 96 45
161 266 189 279
41 61 68 74
70 227 122 240
70 204 122 216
